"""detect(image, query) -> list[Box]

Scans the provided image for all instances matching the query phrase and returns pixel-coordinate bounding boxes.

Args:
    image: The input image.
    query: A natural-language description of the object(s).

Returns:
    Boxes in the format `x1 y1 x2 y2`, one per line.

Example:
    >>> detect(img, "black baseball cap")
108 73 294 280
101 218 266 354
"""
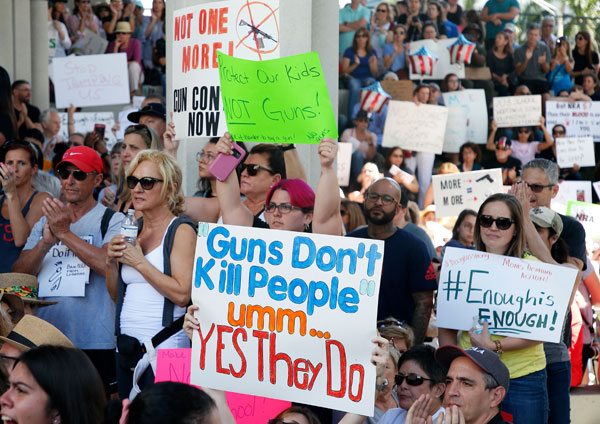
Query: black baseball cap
127 103 166 123
435 345 510 392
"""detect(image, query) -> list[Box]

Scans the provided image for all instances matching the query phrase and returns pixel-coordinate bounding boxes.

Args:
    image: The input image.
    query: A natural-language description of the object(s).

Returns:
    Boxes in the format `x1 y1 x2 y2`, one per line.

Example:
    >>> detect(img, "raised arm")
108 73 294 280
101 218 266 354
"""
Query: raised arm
536 116 554 151
313 138 343 235
486 120 498 151
283 145 307 181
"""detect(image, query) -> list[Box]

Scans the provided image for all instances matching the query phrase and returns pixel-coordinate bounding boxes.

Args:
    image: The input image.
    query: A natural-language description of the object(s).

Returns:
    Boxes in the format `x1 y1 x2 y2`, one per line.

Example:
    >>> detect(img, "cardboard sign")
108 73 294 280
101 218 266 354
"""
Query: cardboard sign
566 201 600 239
465 67 492 80
38 238 92 297
337 142 352 187
492 95 542 128
52 54 130 108
555 137 596 168
190 224 383 415
57 112 117 149
382 101 448 153
551 180 592 214
171 0 280 138
545 101 600 142
442 89 488 144
155 348 291 423
380 80 414 101
408 38 465 80
432 169 503 218
443 106 468 153
437 247 579 343
217 51 338 144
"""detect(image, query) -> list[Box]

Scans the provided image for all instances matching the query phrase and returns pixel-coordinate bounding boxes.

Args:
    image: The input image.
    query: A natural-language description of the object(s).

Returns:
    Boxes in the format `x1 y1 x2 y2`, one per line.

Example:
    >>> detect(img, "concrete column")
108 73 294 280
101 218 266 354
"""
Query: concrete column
31 0 50 111
14 0 32 83
0 0 15 79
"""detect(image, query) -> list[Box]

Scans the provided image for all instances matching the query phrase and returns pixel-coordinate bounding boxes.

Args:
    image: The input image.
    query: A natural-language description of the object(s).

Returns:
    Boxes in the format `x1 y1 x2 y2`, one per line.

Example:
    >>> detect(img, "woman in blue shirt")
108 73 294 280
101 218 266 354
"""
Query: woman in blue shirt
383 25 409 79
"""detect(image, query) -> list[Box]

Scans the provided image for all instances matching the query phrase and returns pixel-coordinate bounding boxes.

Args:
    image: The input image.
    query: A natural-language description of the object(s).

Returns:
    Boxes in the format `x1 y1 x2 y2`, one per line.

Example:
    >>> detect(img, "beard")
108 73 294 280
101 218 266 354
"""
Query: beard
365 205 396 225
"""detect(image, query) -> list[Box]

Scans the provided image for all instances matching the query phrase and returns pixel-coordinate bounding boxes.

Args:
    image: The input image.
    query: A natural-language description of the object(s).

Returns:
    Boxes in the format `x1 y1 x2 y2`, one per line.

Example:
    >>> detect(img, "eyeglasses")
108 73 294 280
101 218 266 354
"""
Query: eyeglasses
196 151 216 162
518 128 531 134
240 163 275 176
377 8 387 12
365 192 398 206
553 129 565 136
57 168 94 181
377 319 408 330
479 215 514 230
395 31 405 35
395 373 432 386
265 202 307 214
521 181 554 193
126 176 164 190
356 34 368 38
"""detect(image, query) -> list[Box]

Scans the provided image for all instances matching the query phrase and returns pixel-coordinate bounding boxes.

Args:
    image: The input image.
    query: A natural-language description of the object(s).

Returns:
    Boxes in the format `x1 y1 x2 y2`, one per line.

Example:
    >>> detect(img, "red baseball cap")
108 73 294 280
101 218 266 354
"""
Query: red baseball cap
55 146 104 174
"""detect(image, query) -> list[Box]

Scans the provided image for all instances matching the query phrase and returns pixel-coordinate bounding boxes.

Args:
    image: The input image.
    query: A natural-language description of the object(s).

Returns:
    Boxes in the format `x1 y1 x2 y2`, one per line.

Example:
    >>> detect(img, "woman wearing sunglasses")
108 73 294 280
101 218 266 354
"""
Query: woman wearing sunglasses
571 30 599 86
383 25 409 79
0 141 50 273
106 150 197 398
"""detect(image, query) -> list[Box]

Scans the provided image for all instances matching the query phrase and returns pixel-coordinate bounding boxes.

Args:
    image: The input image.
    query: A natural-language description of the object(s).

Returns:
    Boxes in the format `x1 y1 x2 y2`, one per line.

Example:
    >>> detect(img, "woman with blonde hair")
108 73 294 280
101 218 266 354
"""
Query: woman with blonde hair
106 149 197 399
377 317 415 353
341 199 366 234
422 162 460 208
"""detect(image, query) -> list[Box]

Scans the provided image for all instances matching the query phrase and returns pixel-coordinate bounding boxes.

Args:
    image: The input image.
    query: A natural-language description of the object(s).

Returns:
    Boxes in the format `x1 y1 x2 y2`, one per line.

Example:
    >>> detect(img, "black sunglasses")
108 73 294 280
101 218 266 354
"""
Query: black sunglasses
518 128 531 133
57 168 94 181
241 163 275 176
378 319 408 330
395 373 432 386
479 215 514 230
553 129 565 135
521 181 554 193
126 176 164 190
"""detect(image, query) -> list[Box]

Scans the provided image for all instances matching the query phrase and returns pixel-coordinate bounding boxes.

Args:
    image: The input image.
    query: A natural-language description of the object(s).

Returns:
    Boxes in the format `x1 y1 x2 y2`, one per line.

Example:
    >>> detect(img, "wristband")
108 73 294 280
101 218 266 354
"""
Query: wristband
281 144 295 152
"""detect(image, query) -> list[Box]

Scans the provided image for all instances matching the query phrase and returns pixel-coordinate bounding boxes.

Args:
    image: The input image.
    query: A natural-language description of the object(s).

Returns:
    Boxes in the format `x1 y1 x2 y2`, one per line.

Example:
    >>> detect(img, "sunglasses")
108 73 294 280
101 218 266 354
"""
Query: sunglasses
126 176 164 190
365 192 398 206
357 34 368 38
576 36 585 41
265 202 307 214
395 373 432 386
518 128 531 134
377 8 387 12
57 168 94 181
241 163 275 176
377 319 408 330
479 215 514 230
553 129 565 135
521 181 554 193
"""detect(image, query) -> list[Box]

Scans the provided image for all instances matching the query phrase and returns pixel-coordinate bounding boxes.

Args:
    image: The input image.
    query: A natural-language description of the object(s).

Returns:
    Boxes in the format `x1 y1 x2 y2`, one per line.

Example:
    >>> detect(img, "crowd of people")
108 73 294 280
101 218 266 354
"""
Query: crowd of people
0 0 598 423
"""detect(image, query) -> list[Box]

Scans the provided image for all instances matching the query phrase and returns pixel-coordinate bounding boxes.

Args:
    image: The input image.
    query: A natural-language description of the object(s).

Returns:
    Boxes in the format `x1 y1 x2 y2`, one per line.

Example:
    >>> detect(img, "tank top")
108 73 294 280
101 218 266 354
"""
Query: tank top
120 217 189 348
0 191 38 273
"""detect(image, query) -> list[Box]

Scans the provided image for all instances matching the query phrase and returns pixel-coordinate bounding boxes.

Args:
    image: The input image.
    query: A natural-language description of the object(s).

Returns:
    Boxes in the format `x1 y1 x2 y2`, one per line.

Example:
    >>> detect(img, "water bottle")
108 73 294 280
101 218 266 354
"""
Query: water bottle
472 316 484 334
120 209 138 245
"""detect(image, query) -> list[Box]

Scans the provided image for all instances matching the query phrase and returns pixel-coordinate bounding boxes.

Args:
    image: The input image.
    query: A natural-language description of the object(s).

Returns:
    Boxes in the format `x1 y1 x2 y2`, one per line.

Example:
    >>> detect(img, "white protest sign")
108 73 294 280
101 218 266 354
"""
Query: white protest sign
551 180 592 214
408 38 465 80
117 108 137 140
545 101 600 142
57 112 117 149
382 101 448 153
172 0 280 138
492 95 542 128
38 238 92 297
191 223 383 414
442 89 488 144
437 247 579 343
52 54 130 108
443 106 467 153
432 169 503 218
593 181 600 200
337 142 352 187
555 137 596 168
566 201 600 239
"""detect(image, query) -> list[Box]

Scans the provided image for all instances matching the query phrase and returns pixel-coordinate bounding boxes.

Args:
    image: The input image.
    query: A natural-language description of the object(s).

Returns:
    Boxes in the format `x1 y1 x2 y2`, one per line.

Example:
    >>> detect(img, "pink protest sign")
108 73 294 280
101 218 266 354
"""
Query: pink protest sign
155 348 290 422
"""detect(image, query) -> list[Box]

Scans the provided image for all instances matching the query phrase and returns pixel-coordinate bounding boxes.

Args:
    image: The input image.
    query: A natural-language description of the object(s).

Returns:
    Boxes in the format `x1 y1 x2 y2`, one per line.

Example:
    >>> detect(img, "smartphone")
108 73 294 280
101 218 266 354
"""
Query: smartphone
93 124 106 140
208 142 247 182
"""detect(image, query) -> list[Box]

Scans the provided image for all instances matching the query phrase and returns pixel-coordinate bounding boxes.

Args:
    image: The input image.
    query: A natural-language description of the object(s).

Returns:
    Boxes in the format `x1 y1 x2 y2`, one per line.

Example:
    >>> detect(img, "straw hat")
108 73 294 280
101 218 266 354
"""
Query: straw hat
0 315 73 351
0 273 58 306
115 21 133 34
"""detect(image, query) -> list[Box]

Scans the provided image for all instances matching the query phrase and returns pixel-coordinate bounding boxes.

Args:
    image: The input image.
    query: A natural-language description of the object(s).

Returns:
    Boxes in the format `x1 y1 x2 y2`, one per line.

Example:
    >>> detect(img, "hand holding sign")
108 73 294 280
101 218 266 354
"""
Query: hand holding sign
184 305 200 341
318 138 338 169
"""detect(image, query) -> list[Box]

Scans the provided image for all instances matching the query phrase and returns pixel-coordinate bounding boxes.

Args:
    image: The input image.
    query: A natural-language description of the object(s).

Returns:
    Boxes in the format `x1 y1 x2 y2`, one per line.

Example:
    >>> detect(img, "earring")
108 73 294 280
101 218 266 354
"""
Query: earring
305 223 310 231
53 418 61 424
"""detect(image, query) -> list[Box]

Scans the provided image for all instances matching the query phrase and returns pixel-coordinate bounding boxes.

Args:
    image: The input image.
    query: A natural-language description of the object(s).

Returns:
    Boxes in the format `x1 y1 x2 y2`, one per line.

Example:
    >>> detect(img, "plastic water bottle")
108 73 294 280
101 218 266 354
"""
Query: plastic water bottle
121 209 138 245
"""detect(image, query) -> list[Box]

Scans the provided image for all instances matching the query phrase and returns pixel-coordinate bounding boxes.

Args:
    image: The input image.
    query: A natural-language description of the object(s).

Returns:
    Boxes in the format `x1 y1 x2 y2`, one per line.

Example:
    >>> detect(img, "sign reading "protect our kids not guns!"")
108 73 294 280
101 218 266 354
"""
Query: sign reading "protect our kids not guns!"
437 247 579 343
190 223 383 415
217 51 339 144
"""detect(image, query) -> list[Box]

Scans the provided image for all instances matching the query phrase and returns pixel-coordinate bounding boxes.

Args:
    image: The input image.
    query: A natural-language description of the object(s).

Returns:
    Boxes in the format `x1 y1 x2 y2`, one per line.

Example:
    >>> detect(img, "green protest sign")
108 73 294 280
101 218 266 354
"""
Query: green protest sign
217 51 338 144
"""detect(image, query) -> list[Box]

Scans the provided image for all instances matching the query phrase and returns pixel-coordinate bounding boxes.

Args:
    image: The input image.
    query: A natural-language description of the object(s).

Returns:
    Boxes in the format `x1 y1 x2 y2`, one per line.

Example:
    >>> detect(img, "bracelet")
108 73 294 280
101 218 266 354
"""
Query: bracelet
281 144 295 152
493 340 503 355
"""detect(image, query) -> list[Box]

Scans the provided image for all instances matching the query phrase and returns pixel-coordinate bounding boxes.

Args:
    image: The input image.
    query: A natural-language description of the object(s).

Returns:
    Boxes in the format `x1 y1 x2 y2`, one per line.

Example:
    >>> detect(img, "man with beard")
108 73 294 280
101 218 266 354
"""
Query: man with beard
346 178 436 344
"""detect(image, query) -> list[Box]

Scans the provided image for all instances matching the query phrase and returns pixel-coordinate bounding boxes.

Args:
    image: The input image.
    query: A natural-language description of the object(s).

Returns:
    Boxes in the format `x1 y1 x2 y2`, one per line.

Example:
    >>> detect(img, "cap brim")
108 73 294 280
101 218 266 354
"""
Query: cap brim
21 298 58 306
127 110 165 123
435 345 470 370
55 158 98 173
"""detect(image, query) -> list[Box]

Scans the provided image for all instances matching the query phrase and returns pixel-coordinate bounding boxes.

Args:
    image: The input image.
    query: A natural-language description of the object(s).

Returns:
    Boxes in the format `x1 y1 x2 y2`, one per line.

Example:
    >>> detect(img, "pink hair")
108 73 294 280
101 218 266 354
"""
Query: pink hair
266 179 315 210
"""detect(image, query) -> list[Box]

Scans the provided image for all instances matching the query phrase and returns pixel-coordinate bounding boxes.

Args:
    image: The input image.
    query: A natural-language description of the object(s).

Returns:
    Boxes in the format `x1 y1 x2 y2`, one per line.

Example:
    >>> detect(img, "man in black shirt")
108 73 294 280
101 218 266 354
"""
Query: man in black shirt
482 138 521 185
12 80 41 140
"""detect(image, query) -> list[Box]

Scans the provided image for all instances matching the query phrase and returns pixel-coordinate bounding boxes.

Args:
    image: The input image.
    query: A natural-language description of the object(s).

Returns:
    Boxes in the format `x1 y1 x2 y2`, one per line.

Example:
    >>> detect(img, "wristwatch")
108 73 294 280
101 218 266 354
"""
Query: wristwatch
375 378 388 392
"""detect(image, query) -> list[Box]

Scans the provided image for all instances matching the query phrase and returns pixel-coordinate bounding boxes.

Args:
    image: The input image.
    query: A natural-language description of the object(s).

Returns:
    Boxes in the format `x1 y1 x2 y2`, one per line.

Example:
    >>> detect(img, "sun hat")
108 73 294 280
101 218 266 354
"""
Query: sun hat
0 273 58 306
0 315 73 351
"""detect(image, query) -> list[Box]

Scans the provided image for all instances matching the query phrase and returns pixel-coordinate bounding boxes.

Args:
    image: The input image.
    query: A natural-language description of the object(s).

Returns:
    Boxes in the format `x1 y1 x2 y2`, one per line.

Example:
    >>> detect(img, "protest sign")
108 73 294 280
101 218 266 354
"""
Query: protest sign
566 201 600 239
492 95 542 128
171 0 280 138
408 38 465 80
217 51 338 144
443 106 468 153
382 101 448 153
380 80 413 101
52 54 129 108
57 112 117 149
155 348 290 423
38 238 92 297
190 224 383 414
432 169 503 218
437 247 579 343
551 180 592 214
545 101 600 142
442 89 488 144
555 137 596 168
337 142 352 187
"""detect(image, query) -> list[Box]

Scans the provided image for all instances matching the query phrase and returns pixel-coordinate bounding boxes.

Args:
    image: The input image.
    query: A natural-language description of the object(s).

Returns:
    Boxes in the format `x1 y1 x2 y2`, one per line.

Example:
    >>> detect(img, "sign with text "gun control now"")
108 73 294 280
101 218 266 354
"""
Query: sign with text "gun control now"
437 247 579 343
171 0 280 138
190 223 383 415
